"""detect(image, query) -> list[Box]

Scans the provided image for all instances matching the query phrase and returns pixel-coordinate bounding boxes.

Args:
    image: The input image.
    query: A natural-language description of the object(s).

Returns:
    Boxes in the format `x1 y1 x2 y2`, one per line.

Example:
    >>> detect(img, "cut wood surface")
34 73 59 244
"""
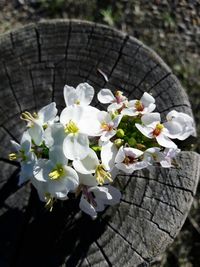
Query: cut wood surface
0 20 199 267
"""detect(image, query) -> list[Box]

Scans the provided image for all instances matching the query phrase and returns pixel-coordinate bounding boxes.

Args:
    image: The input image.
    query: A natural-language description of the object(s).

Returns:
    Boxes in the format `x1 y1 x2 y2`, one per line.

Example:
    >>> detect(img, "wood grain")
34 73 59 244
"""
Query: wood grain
0 20 199 267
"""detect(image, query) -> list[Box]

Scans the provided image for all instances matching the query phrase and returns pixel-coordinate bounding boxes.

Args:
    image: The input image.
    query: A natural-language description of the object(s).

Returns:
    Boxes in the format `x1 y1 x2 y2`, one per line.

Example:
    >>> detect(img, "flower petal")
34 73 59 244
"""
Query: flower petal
97 89 115 104
73 148 99 174
28 123 43 146
90 186 112 200
20 131 32 153
78 173 98 186
141 92 155 106
115 162 133 174
115 146 125 164
135 123 153 138
76 83 94 106
124 147 143 158
44 123 65 148
60 105 81 126
163 121 182 138
79 195 97 218
38 102 57 124
10 140 20 152
63 85 76 106
33 159 49 182
63 133 89 160
141 113 160 125
156 134 177 148
102 185 121 206
49 145 68 165
101 141 118 170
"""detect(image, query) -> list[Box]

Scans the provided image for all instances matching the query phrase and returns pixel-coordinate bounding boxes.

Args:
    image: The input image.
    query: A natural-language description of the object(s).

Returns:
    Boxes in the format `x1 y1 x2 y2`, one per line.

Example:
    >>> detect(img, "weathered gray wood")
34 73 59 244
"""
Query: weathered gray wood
0 20 199 267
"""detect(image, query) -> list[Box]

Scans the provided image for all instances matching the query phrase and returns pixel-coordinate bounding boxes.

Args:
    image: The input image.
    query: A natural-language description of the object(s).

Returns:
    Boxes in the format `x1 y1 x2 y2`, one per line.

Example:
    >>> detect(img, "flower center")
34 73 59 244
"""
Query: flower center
101 122 113 132
152 123 164 137
82 186 97 207
95 164 112 185
75 99 80 105
49 164 65 180
123 155 136 165
115 90 125 104
65 120 79 134
135 100 144 111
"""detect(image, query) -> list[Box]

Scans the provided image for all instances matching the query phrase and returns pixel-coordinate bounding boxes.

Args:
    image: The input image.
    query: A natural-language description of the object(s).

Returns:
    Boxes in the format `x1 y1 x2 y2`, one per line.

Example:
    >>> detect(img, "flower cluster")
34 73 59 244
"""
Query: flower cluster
9 83 195 218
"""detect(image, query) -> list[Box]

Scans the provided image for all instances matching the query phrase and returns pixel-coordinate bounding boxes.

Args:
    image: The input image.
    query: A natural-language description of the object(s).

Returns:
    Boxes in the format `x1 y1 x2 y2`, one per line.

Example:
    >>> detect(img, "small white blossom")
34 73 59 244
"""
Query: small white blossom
79 185 121 219
135 113 182 148
115 146 147 174
96 111 122 143
9 131 36 185
21 102 58 145
97 89 127 112
33 146 79 203
166 110 195 140
64 83 94 106
73 148 117 185
122 92 156 116
60 105 100 160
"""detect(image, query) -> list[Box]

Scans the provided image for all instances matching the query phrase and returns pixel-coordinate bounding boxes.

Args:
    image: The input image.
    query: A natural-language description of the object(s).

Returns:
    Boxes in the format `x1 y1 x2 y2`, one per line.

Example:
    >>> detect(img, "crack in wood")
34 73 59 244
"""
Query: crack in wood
127 64 159 98
94 240 112 267
3 61 22 113
34 27 41 63
105 35 129 82
106 222 150 263
123 174 195 196
147 72 171 93
144 195 184 215
120 198 154 217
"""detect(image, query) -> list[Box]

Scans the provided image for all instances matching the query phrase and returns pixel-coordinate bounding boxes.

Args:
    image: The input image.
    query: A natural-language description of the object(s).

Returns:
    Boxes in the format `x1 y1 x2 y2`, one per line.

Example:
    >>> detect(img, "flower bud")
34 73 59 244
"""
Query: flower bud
128 137 137 147
116 129 124 138
114 138 124 147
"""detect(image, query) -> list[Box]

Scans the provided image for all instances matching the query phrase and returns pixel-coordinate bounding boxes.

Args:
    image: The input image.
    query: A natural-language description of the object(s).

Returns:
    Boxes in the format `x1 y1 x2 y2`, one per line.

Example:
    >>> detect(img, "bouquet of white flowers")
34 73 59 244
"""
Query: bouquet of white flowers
9 83 195 218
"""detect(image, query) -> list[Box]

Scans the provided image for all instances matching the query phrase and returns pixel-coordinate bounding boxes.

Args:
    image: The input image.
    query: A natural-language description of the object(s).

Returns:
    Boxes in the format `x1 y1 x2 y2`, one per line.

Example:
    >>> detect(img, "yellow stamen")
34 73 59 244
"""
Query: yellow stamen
115 90 123 97
43 123 48 130
20 111 38 123
95 164 112 185
101 122 113 132
75 99 80 105
9 153 17 161
135 100 144 111
64 120 79 134
49 164 65 180
153 123 164 136
45 193 55 212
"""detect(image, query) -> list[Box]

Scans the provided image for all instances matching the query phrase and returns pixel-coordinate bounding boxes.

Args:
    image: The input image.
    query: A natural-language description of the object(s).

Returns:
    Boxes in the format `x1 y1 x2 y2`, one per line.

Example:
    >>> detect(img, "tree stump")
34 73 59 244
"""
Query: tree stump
0 20 199 267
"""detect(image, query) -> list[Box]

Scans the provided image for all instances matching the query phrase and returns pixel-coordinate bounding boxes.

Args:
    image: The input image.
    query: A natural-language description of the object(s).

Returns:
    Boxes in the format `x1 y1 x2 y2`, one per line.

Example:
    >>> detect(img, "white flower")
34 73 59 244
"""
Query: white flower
33 145 79 204
166 110 195 140
115 146 147 174
64 83 94 106
143 147 180 168
161 147 180 168
96 111 122 143
79 185 121 219
73 147 117 185
135 113 182 148
9 131 36 185
60 105 100 160
43 123 66 148
121 92 156 116
21 102 58 145
97 89 127 112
